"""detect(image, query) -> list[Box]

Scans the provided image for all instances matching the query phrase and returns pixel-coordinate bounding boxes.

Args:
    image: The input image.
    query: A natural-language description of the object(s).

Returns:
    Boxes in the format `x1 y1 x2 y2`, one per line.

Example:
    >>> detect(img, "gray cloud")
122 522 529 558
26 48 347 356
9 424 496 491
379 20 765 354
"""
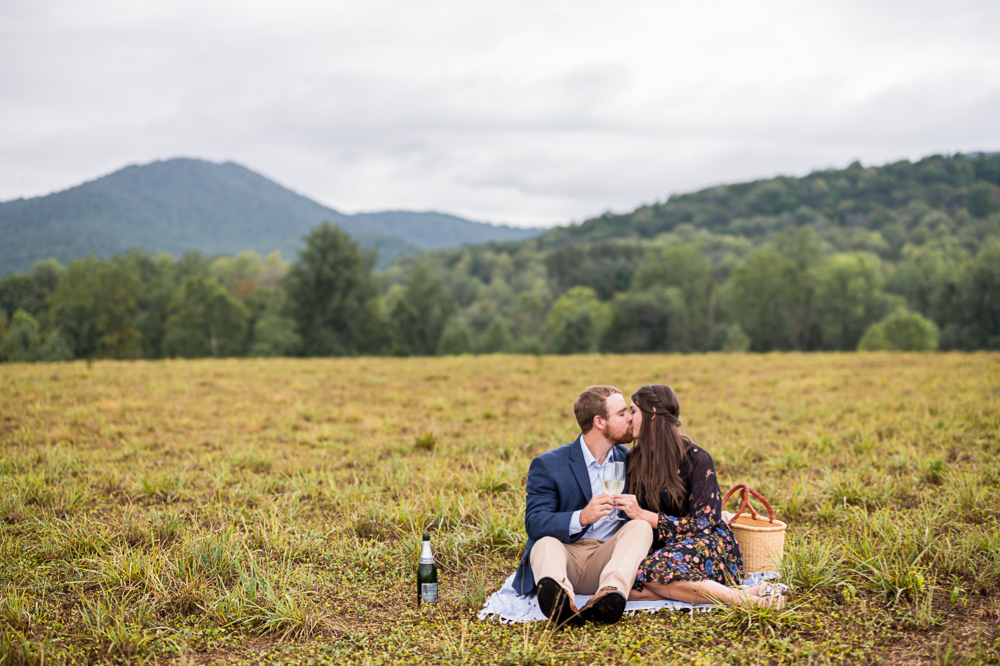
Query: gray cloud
2 0 999 227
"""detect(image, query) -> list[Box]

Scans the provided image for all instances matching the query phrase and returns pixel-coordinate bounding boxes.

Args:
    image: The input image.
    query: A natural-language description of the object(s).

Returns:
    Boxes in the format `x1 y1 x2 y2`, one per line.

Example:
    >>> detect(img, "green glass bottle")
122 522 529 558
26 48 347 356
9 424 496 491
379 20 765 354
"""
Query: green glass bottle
417 532 438 606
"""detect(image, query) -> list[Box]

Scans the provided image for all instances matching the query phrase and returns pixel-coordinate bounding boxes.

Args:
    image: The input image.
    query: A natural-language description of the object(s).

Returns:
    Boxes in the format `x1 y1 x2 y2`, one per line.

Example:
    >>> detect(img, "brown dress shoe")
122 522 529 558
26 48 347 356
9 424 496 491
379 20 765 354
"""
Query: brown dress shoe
536 578 583 627
579 586 627 625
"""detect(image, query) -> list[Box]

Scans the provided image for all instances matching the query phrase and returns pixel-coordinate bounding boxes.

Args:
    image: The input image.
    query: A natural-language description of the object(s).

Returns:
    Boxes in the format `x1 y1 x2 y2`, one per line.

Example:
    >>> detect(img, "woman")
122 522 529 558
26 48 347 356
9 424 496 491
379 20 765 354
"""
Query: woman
612 384 784 608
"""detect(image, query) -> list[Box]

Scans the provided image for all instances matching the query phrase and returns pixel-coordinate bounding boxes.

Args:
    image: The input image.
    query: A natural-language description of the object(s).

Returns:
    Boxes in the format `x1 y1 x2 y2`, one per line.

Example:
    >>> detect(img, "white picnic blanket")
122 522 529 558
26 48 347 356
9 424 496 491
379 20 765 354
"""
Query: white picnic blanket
477 572 784 624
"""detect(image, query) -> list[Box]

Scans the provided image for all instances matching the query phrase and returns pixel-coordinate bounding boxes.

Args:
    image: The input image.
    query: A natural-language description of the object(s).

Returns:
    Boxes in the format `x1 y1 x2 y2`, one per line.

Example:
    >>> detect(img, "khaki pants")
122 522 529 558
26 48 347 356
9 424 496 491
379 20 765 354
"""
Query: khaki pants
530 520 653 597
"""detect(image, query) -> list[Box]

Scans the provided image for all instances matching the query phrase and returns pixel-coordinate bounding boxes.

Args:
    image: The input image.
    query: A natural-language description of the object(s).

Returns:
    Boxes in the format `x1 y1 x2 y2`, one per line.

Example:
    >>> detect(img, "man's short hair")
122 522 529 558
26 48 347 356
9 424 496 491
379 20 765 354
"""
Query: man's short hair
574 385 622 433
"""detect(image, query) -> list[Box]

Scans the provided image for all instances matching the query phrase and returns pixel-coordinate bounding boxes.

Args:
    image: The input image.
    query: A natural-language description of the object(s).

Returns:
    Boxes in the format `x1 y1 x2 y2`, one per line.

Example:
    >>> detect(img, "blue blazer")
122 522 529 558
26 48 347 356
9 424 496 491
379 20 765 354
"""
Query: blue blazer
512 437 631 596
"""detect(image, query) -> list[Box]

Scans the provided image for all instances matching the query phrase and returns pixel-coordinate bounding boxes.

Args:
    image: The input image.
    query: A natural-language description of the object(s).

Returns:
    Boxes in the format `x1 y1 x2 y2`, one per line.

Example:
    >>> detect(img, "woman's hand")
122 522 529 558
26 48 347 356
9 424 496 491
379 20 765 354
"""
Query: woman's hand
612 494 644 520
614 494 659 529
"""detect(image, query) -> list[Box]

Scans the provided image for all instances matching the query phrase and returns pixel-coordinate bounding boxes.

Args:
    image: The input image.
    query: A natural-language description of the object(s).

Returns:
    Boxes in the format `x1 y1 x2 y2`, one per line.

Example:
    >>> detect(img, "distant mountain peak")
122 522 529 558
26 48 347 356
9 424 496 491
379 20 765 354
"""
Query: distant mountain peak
0 158 544 275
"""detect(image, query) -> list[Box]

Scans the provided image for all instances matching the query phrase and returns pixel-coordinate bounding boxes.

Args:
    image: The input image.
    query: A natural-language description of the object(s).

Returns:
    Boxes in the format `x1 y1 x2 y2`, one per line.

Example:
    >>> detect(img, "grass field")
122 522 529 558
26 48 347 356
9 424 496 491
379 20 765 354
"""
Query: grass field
1 353 999 665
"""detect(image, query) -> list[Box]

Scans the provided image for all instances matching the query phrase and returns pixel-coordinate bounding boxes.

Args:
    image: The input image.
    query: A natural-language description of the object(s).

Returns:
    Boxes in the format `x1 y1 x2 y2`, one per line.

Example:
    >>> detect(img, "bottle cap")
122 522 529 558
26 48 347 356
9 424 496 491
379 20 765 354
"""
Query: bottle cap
422 532 430 540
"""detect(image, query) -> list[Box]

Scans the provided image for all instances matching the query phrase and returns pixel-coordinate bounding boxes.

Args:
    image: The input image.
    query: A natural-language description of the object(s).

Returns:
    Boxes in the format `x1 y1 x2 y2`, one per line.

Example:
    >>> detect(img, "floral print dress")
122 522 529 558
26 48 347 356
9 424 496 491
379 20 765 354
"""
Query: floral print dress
633 446 744 589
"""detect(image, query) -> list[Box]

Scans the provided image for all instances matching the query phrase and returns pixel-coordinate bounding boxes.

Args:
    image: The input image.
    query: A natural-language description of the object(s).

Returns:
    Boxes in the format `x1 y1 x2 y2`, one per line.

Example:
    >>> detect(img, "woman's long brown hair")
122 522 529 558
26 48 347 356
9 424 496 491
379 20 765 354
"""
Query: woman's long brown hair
626 384 691 513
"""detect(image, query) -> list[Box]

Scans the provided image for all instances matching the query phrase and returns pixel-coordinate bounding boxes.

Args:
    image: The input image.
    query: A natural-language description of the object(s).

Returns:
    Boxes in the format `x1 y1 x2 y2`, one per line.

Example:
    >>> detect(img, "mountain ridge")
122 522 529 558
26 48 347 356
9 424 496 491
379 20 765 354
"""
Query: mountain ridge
0 158 543 274
529 151 1000 251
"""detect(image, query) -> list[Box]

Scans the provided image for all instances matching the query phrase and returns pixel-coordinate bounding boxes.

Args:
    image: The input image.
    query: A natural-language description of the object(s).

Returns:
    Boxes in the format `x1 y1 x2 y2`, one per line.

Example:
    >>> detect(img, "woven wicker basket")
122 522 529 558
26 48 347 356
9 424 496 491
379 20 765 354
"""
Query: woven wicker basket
723 484 787 574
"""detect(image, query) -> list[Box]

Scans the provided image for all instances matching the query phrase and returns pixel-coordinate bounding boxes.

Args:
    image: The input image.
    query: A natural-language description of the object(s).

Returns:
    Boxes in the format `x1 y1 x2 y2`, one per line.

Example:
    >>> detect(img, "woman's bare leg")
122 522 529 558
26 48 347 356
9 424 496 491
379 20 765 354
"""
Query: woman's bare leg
627 587 669 602
641 580 725 604
642 580 784 608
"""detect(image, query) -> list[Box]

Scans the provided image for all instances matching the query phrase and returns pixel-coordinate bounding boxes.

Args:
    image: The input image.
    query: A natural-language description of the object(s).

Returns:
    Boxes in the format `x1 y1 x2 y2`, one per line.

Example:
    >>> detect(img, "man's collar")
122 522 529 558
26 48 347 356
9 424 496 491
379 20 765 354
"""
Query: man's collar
579 434 600 467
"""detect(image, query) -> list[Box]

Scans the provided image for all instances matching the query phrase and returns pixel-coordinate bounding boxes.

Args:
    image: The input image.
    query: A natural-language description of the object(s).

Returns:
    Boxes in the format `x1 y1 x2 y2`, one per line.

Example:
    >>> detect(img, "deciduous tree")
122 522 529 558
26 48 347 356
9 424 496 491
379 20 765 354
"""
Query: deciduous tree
286 222 387 356
163 277 249 358
544 287 609 354
48 257 142 359
814 253 888 350
390 264 455 356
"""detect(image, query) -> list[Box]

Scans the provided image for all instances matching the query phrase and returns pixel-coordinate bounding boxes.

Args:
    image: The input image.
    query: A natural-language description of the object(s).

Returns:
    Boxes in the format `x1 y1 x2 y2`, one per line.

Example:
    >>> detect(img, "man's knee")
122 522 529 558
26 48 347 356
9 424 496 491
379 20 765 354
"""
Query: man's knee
531 537 564 564
536 536 563 549
531 537 563 554
622 519 654 546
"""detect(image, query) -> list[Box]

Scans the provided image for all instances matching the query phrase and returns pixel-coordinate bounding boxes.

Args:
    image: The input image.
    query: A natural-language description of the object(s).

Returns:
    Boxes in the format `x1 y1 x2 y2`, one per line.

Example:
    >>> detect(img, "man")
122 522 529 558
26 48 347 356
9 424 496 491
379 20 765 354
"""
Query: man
512 385 654 626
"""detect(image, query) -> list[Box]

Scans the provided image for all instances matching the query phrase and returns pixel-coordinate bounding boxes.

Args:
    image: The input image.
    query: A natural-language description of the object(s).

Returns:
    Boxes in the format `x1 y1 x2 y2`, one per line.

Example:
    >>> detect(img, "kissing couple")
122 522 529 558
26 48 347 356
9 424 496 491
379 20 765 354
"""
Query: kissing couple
512 384 786 626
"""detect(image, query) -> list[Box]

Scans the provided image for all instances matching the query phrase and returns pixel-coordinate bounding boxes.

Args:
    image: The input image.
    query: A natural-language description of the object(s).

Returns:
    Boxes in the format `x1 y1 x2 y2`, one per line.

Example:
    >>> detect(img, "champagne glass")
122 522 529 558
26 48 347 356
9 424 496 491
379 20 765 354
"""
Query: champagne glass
602 461 625 521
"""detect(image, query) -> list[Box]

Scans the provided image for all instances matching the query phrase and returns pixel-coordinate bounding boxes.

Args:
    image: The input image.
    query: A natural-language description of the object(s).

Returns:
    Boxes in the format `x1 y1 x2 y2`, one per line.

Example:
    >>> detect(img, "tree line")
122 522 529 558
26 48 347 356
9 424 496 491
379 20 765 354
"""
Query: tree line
1 223 997 362
2 153 998 361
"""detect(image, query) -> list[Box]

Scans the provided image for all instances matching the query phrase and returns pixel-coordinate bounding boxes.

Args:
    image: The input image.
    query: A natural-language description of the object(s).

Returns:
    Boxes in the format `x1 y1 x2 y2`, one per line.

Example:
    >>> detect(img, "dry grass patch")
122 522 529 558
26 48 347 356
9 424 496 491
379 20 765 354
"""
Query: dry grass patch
0 353 998 664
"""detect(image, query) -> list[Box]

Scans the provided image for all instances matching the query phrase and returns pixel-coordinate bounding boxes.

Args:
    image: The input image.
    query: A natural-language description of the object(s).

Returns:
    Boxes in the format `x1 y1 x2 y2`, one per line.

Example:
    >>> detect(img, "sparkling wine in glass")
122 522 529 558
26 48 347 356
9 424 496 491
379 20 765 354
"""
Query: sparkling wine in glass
602 461 625 521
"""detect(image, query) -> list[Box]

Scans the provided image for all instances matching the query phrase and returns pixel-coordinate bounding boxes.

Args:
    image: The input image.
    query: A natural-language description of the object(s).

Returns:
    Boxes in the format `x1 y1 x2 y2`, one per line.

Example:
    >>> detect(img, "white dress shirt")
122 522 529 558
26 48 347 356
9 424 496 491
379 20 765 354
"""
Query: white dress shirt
568 435 621 541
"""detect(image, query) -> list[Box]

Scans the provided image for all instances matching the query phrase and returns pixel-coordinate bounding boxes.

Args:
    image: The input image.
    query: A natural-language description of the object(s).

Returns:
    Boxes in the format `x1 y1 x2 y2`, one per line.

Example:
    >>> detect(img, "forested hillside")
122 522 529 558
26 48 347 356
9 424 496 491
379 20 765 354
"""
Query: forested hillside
0 158 542 274
541 152 1000 251
2 152 998 362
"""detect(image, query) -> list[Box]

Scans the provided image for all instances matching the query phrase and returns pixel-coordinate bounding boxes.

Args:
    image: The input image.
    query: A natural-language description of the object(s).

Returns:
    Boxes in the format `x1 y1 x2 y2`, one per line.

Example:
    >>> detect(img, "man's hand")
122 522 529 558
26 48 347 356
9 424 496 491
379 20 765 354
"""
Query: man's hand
580 493 614 525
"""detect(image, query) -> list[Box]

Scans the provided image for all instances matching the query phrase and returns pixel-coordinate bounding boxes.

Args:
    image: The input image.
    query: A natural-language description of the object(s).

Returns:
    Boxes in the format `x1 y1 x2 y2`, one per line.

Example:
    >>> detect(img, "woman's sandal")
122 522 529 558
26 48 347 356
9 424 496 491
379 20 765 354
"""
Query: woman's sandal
741 581 787 598
733 592 787 610
735 584 787 610
752 592 787 609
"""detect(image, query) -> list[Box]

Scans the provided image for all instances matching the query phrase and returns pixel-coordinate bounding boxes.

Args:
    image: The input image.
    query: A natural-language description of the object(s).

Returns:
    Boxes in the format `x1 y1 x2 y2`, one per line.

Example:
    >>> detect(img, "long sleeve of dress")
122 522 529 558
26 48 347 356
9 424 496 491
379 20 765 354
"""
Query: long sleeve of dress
655 447 725 544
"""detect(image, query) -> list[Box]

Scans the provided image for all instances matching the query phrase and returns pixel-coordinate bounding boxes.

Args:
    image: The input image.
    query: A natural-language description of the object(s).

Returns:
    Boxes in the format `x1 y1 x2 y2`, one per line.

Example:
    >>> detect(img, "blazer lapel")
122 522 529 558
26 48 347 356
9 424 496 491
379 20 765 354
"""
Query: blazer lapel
568 437 593 502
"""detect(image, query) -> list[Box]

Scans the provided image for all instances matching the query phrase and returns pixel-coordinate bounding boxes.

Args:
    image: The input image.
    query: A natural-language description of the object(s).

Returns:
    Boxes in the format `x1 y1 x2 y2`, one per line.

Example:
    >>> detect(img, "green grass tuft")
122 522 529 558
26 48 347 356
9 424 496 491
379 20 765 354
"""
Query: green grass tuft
0 353 997 664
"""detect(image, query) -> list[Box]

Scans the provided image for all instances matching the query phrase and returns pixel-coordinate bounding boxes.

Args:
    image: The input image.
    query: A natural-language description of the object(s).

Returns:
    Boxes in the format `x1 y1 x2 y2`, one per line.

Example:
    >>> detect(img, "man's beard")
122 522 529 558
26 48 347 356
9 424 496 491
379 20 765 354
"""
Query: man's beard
604 421 633 444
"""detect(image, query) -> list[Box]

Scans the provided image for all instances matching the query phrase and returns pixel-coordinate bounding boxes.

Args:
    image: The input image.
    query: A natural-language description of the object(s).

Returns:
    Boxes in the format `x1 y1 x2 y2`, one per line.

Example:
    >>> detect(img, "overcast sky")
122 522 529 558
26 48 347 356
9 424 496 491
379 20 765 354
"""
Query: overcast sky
2 0 999 227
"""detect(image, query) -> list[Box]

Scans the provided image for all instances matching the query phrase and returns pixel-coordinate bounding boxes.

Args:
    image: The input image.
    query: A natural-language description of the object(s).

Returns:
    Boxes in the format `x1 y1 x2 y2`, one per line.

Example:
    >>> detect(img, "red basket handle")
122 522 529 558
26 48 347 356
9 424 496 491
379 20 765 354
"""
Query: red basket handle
722 483 777 524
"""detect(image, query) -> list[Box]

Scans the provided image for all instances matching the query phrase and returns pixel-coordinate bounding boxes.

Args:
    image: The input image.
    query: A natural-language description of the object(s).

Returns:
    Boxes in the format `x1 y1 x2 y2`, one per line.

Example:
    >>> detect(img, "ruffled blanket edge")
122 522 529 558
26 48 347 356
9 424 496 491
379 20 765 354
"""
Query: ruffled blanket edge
477 571 783 624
